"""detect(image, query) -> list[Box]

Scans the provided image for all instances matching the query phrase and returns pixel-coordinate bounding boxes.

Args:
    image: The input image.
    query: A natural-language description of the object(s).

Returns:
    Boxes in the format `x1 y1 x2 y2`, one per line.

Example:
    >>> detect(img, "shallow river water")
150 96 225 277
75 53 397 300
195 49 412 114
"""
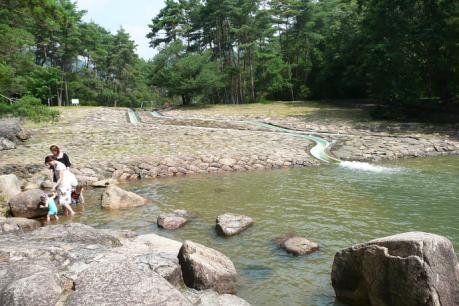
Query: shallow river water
70 155 459 306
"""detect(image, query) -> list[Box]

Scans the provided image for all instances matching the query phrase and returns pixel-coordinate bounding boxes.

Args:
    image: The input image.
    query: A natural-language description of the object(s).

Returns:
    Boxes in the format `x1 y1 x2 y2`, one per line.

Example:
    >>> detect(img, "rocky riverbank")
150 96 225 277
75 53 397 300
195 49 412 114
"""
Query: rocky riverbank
1 106 458 190
0 223 251 305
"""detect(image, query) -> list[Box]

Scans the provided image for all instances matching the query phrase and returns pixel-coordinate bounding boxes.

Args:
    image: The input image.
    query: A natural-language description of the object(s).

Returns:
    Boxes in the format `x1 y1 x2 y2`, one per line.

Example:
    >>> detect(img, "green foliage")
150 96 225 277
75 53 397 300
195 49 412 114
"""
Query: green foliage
0 96 59 122
146 0 458 111
0 0 157 108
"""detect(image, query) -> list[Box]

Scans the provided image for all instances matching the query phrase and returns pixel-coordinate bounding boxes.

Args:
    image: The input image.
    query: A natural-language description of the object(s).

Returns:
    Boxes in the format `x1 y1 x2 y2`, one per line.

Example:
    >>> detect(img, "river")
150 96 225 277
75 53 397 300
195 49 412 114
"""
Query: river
71 155 459 306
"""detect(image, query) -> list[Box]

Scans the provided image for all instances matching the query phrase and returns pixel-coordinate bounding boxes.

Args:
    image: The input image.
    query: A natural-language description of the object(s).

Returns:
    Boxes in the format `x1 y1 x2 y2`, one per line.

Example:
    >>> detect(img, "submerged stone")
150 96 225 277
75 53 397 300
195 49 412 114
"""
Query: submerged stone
216 213 253 237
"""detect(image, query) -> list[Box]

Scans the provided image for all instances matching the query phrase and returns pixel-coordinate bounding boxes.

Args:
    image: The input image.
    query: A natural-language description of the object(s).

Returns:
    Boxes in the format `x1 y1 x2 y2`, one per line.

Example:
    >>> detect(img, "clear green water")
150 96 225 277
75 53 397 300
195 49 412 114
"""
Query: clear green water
69 155 459 306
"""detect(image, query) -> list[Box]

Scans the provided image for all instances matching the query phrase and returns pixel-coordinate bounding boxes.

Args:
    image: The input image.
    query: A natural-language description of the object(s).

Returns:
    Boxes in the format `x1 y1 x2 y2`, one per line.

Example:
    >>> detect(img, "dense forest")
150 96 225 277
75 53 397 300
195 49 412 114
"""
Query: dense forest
148 0 459 107
0 0 153 110
0 0 458 118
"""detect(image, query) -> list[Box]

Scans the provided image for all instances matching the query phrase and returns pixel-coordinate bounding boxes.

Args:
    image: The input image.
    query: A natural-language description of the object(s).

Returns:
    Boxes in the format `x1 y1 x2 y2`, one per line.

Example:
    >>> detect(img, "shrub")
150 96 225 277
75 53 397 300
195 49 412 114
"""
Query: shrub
0 96 60 122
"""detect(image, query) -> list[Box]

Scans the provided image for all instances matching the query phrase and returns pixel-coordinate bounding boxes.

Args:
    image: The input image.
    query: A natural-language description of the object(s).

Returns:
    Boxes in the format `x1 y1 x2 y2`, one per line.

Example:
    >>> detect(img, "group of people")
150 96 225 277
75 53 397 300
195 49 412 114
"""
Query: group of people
40 145 82 222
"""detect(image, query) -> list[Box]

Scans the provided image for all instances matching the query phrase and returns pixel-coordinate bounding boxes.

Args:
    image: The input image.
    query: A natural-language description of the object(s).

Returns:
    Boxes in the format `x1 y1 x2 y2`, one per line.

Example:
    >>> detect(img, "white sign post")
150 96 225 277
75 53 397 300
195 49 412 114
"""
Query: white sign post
71 99 80 106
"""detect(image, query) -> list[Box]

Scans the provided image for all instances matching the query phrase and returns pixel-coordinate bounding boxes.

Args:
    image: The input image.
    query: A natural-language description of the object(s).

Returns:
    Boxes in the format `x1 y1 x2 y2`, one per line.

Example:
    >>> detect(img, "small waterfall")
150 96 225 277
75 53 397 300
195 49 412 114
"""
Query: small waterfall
339 161 402 173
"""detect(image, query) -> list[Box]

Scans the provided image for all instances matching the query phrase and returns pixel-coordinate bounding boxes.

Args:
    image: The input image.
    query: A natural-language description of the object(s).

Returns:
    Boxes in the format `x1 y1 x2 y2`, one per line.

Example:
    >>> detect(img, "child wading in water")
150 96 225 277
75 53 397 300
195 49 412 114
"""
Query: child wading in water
39 193 59 222
71 186 83 206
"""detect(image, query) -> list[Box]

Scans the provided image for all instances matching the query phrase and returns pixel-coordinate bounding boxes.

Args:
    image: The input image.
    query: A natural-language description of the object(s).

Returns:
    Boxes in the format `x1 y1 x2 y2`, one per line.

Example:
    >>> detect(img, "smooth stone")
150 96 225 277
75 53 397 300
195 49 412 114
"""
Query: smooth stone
332 231 459 306
157 213 187 230
101 185 148 210
216 213 253 236
281 237 320 256
184 289 252 306
178 240 237 294
8 189 47 218
0 174 22 202
0 217 41 234
0 260 63 306
64 259 191 306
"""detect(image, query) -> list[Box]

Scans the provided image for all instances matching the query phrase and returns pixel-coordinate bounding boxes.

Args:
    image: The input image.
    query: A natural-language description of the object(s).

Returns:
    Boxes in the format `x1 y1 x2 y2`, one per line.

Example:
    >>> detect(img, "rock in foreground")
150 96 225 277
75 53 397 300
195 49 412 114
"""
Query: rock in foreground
101 185 148 210
0 223 248 305
8 189 47 218
0 217 41 234
178 240 238 294
331 232 459 306
278 236 320 256
65 259 191 306
216 213 253 236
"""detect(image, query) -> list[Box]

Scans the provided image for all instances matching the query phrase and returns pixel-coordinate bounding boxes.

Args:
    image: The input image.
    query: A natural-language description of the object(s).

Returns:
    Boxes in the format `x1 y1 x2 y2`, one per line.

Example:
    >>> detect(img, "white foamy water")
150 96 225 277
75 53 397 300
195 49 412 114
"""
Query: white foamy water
339 161 402 173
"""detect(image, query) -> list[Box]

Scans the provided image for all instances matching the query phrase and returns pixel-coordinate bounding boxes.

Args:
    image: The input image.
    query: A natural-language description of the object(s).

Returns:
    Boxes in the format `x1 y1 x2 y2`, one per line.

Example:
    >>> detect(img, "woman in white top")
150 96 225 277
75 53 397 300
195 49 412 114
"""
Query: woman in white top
45 155 77 216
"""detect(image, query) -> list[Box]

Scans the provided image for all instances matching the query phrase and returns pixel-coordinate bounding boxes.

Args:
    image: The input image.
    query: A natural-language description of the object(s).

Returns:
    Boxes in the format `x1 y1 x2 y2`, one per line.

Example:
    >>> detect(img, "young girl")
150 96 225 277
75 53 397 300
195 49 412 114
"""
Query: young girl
39 193 59 222
45 155 77 216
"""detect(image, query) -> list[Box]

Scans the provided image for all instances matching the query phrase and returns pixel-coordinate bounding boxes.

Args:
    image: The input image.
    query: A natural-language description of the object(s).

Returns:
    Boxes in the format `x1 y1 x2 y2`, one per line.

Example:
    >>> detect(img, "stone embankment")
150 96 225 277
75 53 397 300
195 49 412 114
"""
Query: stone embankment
0 107 317 188
0 223 251 306
1 106 459 189
162 108 459 162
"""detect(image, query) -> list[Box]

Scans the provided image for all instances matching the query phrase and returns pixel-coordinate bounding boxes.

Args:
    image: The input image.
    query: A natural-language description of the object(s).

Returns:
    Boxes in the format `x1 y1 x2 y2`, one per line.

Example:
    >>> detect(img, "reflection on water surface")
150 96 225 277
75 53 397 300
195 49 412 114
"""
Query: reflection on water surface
67 155 459 306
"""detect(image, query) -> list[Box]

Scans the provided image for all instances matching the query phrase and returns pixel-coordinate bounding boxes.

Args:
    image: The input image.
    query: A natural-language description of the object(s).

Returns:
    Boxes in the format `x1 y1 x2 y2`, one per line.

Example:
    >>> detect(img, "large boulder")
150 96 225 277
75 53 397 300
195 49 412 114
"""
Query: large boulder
0 260 62 306
101 185 148 210
0 174 21 202
178 240 238 294
216 213 253 236
0 217 41 234
65 259 191 306
331 232 459 306
8 189 47 218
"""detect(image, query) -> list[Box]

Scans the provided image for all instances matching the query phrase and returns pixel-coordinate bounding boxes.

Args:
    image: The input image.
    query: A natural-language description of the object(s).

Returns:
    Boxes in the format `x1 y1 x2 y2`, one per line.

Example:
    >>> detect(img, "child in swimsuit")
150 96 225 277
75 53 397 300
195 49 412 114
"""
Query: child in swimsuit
39 193 59 222
71 186 83 206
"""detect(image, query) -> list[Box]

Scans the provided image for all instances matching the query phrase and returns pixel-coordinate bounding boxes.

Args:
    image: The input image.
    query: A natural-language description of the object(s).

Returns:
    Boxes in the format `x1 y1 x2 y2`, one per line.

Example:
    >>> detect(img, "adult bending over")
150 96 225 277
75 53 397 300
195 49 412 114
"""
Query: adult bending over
50 145 71 182
45 155 77 216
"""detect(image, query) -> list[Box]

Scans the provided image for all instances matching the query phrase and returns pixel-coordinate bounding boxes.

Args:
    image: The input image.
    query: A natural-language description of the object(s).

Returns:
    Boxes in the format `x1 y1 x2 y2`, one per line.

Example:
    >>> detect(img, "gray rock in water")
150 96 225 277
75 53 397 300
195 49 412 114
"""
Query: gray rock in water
0 137 15 150
0 174 21 201
277 236 320 256
198 291 252 306
101 185 148 210
65 259 191 306
331 231 459 306
158 210 188 230
184 289 252 306
0 217 41 234
216 213 253 236
0 260 62 306
8 189 47 218
178 240 238 294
